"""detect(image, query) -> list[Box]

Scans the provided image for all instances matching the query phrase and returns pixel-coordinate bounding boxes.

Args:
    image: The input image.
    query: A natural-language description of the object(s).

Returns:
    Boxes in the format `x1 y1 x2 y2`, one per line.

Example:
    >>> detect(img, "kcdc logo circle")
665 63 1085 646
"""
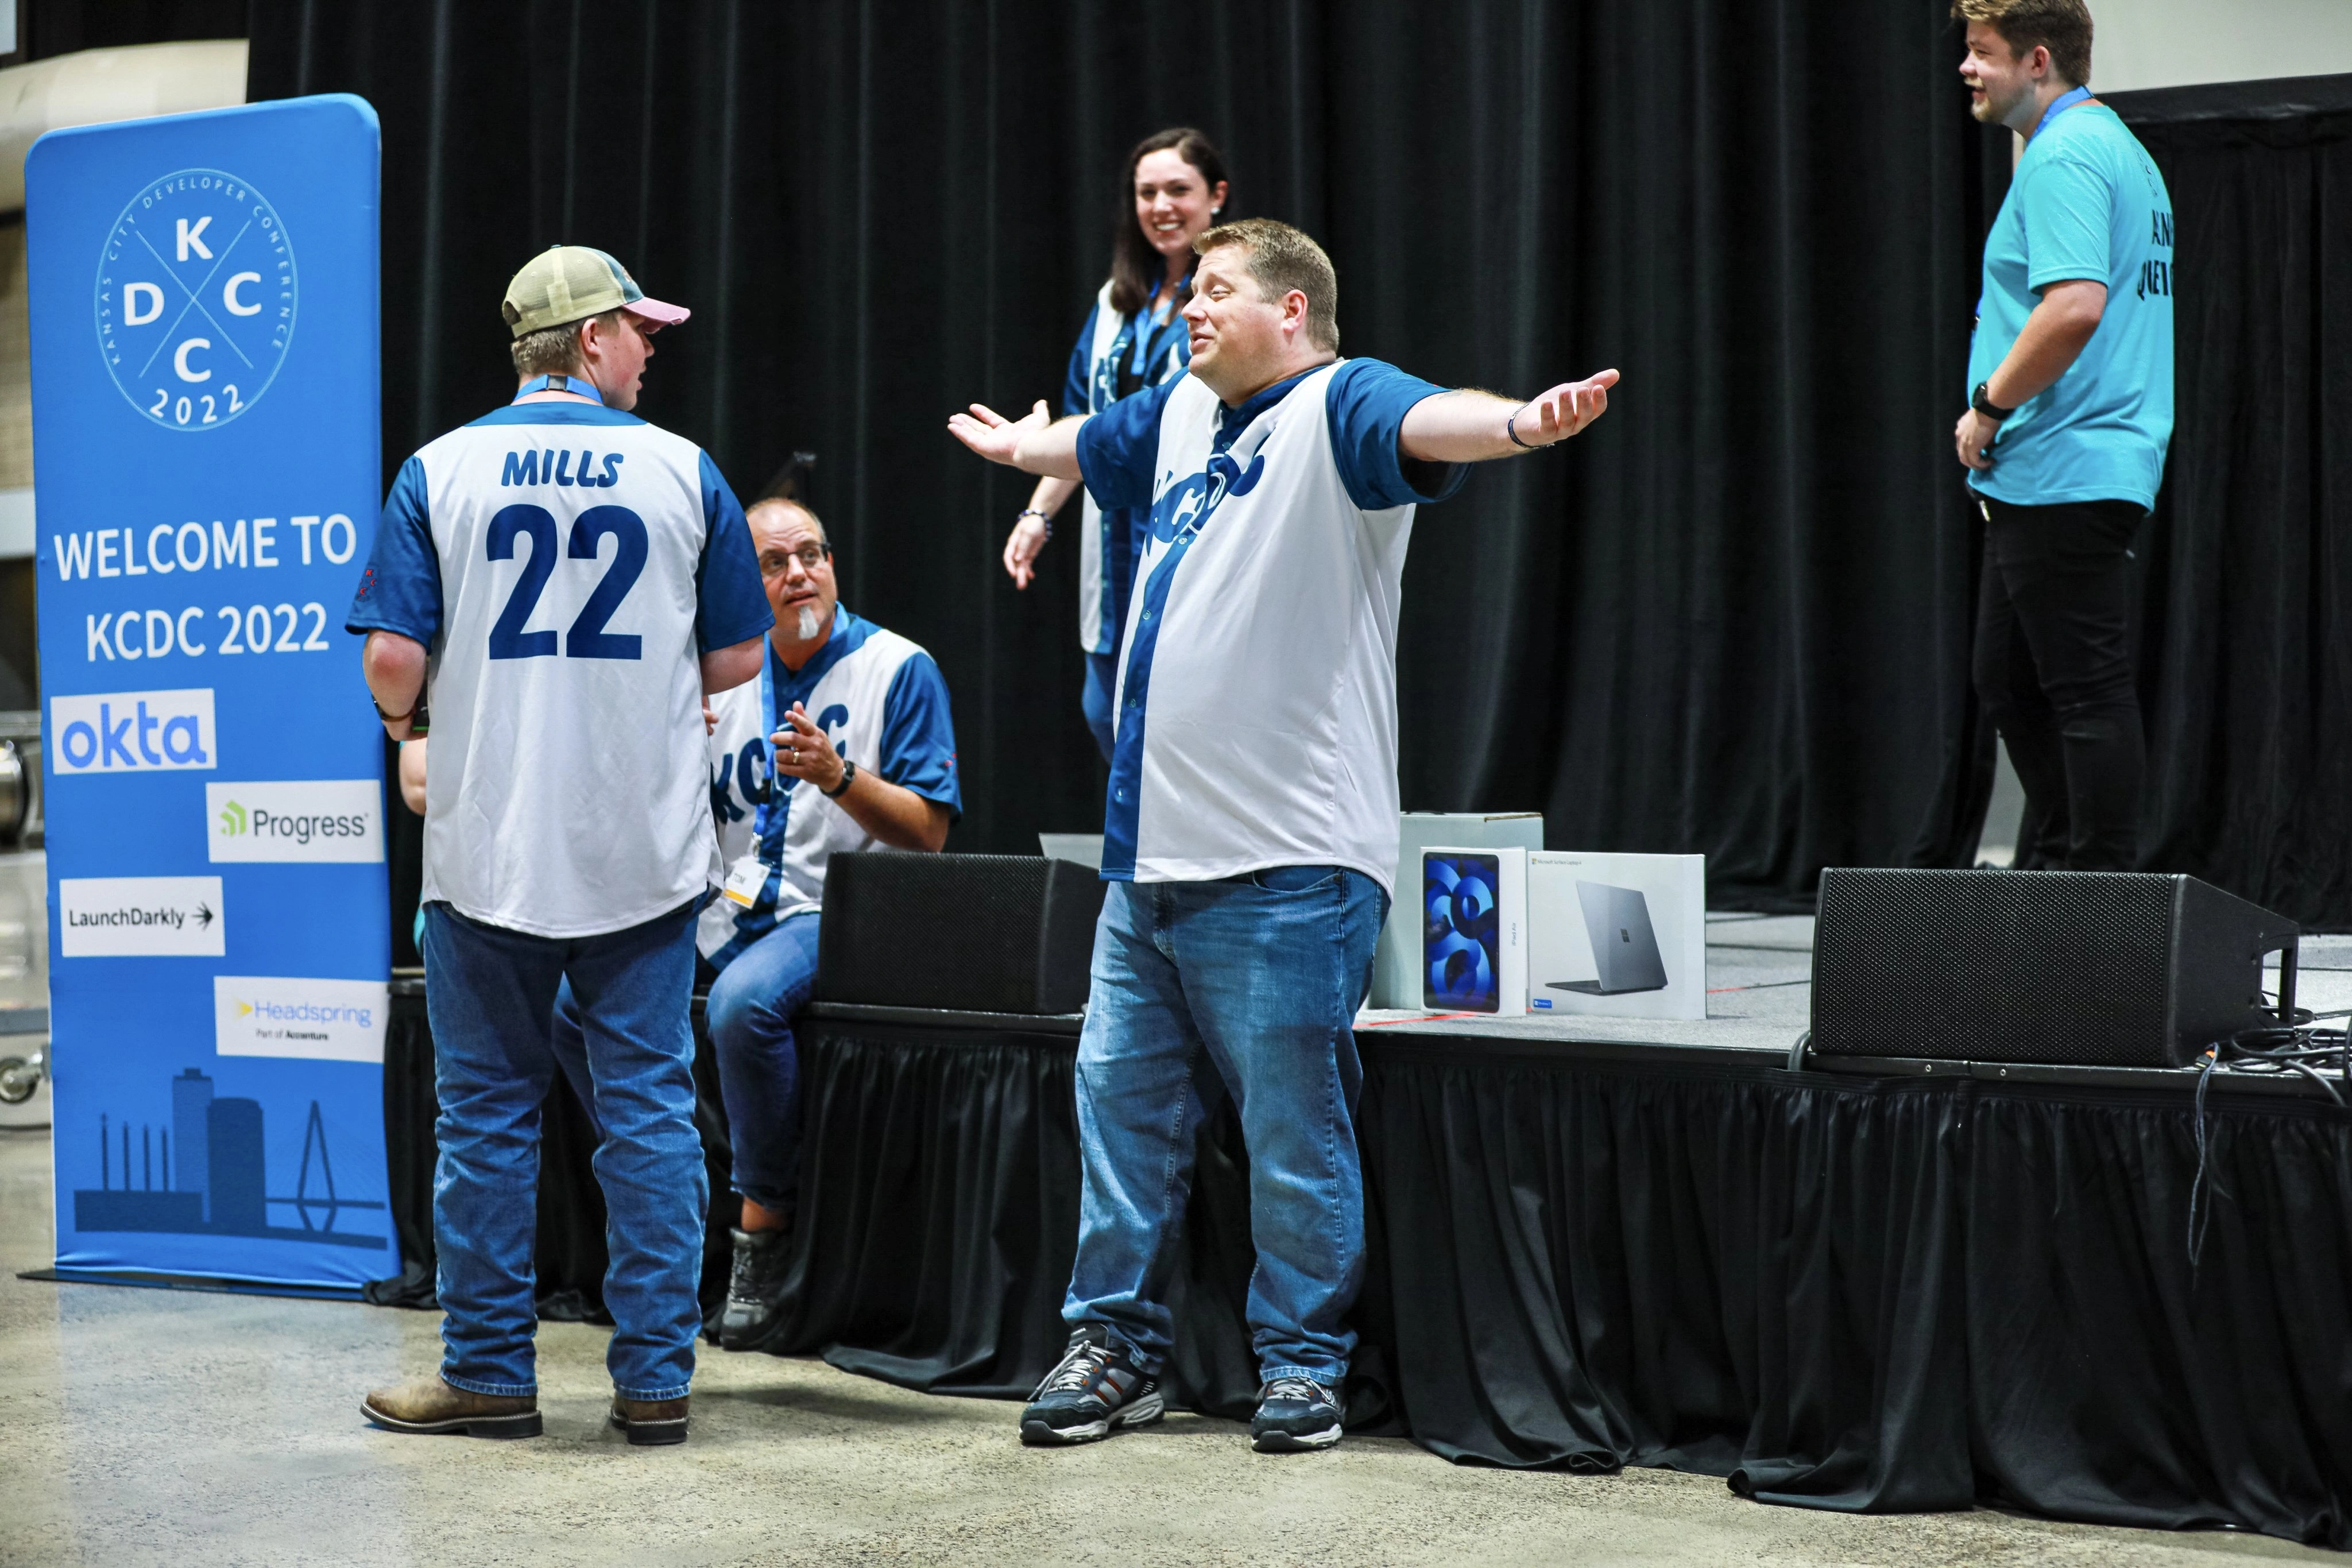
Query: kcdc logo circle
94 168 297 431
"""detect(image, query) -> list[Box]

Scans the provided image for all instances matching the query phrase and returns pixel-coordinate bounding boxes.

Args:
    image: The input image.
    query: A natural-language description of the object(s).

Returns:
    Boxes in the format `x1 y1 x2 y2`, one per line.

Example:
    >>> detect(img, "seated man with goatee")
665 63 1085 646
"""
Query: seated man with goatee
689 494 960 1348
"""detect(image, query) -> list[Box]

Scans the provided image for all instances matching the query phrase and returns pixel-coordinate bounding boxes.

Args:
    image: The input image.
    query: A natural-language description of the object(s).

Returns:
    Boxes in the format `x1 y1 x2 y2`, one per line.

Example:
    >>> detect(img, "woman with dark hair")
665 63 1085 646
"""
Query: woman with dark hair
1002 127 1228 760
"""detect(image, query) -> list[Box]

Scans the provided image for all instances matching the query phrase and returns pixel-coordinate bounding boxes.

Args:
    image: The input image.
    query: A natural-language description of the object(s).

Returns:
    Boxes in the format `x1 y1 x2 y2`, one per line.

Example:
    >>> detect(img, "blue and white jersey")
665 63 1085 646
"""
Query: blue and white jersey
1076 359 1464 893
697 606 962 963
1063 281 1190 654
347 402 771 938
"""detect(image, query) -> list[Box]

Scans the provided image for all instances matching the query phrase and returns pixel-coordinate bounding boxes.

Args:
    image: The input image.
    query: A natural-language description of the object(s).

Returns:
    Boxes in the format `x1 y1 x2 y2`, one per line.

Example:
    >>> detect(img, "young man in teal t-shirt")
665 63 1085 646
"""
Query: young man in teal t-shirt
1953 0 2173 871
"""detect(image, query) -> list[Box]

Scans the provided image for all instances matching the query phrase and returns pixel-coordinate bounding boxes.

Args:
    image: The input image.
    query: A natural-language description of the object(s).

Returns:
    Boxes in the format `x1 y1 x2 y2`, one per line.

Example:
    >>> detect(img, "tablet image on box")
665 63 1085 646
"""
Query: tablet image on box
1422 846 1526 1016
1371 812 1544 1008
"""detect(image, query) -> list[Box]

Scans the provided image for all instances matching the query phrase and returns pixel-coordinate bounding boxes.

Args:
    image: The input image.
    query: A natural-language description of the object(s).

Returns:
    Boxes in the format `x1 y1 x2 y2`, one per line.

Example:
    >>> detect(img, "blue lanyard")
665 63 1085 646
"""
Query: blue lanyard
752 651 786 847
2031 84 2093 142
512 373 604 405
1127 276 1187 376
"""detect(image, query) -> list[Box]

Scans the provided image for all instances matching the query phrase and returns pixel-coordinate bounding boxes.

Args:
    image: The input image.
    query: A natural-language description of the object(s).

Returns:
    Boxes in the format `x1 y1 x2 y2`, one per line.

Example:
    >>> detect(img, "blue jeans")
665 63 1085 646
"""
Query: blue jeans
702 910 823 1213
1081 648 1117 762
422 899 706 1402
1066 866 1387 1388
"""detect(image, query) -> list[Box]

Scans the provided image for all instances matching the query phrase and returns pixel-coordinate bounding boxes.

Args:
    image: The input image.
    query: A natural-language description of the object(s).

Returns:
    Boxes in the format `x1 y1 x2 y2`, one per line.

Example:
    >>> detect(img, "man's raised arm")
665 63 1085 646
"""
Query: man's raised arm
947 398 1086 481
1399 369 1620 464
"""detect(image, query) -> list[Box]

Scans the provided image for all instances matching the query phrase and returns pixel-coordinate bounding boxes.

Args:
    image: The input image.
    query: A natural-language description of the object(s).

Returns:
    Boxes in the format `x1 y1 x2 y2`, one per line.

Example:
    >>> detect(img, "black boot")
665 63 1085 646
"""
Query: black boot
717 1225 792 1351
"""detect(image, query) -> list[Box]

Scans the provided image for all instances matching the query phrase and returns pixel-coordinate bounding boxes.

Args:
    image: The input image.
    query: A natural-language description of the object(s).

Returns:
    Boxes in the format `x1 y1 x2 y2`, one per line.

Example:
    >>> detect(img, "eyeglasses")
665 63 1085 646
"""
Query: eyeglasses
761 545 830 575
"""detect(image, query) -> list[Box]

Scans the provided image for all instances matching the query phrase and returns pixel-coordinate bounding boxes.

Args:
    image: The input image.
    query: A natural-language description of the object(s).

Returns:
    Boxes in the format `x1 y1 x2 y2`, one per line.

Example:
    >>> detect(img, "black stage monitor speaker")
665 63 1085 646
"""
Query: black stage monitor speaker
814 851 1105 1016
1811 869 2297 1068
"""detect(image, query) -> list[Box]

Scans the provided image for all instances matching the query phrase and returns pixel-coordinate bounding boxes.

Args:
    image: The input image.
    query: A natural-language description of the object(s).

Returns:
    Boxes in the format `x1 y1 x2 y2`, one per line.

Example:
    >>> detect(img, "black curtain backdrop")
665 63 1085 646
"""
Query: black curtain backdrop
246 1 2017 930
2107 76 2352 926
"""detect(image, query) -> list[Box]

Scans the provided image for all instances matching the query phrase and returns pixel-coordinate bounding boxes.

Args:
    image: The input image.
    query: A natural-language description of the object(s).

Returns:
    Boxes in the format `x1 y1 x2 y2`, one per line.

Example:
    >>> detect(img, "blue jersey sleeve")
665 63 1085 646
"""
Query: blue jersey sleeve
2021 151 2117 292
695 451 775 653
344 455 443 643
879 651 962 816
1076 373 1184 511
1063 302 1099 417
1326 359 1469 511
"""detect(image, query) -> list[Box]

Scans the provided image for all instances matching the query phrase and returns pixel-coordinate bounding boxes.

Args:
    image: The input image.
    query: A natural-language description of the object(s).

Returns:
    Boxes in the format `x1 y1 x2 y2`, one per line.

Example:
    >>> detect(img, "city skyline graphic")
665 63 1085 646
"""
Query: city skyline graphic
72 1067 387 1250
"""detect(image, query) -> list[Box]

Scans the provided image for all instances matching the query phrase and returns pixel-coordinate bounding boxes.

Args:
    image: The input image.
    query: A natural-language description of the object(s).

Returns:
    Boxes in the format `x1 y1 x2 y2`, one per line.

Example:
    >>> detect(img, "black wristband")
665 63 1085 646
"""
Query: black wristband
1506 411 1540 450
1971 381 2014 421
822 757 857 799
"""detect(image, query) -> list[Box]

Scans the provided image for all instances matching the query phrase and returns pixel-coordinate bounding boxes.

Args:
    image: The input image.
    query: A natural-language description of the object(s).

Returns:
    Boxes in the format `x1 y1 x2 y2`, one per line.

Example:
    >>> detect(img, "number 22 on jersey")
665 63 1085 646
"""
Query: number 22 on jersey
485 502 648 661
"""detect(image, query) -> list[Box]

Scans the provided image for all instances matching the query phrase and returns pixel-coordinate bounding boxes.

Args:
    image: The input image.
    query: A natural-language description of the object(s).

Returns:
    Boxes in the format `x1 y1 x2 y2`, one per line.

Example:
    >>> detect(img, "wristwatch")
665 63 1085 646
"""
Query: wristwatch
374 694 427 735
1971 381 2015 422
822 757 857 798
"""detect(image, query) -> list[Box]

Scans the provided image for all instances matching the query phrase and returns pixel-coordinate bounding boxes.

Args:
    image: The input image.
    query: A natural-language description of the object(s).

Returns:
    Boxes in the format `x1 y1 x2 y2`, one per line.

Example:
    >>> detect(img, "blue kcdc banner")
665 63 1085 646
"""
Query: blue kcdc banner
28 96 393 1290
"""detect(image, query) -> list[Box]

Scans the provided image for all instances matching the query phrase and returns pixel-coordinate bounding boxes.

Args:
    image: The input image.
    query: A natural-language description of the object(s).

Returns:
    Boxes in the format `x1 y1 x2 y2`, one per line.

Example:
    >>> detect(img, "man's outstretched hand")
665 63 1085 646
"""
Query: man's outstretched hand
949 400 1051 466
1517 369 1619 445
1399 369 1623 464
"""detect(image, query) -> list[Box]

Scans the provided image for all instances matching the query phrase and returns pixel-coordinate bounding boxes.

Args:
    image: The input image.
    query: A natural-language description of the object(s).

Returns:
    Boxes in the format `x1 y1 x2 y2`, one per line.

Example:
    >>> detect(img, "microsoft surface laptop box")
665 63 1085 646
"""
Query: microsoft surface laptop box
1527 851 1707 1020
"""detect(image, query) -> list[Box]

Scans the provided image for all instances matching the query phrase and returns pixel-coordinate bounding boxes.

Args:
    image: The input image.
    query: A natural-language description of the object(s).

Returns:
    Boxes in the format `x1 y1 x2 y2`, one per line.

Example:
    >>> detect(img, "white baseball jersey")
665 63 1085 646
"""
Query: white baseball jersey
1075 359 1464 893
1063 281 1189 653
697 607 962 963
348 400 771 938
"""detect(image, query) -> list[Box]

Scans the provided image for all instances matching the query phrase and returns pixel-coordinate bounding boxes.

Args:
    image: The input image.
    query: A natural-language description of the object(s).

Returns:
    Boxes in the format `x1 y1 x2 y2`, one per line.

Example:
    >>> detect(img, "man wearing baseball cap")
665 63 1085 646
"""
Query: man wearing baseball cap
350 246 770 1445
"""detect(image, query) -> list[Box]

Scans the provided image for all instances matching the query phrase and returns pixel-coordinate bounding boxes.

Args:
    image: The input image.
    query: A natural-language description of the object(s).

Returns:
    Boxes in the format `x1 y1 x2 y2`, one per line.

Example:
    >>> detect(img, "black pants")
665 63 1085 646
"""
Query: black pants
1971 494 2146 871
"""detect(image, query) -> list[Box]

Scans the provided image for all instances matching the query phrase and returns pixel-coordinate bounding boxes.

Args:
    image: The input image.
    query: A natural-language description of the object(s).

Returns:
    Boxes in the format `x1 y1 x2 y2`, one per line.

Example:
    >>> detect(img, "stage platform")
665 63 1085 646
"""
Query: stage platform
1358 910 2352 1099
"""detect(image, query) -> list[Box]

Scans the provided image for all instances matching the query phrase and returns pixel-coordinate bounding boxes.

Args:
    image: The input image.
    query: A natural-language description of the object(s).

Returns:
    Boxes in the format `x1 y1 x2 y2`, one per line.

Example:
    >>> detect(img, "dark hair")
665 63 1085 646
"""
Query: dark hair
1952 0 2094 88
1108 127 1228 318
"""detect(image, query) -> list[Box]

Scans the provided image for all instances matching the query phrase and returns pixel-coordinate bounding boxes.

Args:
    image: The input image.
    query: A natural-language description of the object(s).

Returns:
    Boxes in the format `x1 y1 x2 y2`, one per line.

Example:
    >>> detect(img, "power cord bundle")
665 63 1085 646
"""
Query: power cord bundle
2187 1000 2350 1265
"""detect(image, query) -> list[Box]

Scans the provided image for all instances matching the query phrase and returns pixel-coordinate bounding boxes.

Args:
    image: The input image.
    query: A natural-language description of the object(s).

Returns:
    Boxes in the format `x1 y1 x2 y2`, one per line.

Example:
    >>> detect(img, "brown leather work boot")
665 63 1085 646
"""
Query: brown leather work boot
361 1375 541 1439
610 1393 689 1446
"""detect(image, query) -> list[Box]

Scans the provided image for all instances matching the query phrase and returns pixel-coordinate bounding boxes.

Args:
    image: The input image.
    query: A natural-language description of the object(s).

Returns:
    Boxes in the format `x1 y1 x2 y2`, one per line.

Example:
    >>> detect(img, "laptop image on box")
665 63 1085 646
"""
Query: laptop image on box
1546 881 1670 996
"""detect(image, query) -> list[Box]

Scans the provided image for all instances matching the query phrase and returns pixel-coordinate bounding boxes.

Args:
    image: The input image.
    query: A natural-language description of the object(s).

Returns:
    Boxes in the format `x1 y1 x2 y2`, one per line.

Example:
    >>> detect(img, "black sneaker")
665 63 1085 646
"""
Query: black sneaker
1020 1325 1163 1446
1251 1375 1343 1452
717 1225 792 1350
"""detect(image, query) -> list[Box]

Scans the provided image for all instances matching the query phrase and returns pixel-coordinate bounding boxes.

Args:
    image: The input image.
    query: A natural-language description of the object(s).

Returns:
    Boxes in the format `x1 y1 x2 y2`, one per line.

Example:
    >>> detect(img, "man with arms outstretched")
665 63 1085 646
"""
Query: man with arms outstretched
949 217 1615 1454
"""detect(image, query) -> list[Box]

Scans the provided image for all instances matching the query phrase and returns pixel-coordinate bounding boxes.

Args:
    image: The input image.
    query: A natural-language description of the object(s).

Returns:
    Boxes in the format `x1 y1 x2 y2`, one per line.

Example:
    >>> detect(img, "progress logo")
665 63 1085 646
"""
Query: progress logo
205 780 382 864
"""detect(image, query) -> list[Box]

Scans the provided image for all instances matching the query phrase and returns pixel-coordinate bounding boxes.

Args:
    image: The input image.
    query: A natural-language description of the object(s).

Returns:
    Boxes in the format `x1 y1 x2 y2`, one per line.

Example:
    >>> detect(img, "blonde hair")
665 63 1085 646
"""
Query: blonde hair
508 308 625 377
1194 218 1340 352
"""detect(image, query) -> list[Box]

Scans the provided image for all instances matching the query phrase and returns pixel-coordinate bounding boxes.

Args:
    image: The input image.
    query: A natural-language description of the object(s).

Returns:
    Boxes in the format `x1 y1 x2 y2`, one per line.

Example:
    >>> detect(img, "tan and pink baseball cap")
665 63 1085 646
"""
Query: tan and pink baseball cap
501 245 690 337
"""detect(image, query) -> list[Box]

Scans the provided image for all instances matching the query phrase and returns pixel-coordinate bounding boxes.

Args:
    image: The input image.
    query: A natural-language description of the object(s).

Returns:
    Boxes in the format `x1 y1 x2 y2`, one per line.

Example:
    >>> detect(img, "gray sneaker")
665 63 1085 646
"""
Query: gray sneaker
1020 1325 1164 1446
1250 1375 1343 1453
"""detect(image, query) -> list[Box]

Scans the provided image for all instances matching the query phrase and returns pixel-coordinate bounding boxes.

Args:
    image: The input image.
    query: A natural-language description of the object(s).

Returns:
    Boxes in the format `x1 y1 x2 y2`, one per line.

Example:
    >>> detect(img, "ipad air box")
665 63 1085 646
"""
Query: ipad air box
1372 812 1542 1007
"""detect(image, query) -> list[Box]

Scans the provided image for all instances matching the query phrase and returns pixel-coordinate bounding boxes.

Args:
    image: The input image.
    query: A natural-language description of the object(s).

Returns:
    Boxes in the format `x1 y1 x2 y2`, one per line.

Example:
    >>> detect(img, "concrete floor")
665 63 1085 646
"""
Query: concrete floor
0 1134 2337 1565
